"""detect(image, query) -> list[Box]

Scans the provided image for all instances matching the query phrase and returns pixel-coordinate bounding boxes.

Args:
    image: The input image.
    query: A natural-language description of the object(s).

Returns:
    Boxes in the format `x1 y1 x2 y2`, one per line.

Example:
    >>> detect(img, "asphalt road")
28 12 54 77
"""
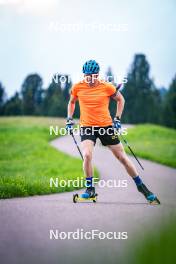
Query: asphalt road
1 129 176 264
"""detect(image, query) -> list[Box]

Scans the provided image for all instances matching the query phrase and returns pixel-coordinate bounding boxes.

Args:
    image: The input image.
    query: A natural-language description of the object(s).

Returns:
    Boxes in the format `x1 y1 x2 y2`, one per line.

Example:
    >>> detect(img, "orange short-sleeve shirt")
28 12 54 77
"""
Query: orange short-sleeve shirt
71 81 116 127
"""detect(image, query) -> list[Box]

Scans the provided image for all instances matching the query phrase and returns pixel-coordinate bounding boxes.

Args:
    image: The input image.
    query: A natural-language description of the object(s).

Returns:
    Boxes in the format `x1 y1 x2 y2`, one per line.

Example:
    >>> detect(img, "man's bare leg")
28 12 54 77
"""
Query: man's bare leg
81 139 94 177
108 143 138 177
80 139 96 198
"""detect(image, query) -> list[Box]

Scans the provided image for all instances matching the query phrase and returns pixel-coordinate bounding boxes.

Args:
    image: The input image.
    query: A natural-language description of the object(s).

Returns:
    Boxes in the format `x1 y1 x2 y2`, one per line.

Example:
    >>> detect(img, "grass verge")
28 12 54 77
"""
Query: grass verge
0 117 99 199
125 124 176 168
126 216 176 264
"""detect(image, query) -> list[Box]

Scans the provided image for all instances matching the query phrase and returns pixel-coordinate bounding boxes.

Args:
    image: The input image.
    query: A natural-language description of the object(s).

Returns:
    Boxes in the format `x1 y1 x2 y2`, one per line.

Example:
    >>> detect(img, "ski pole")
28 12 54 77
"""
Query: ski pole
119 133 144 170
70 131 83 160
116 83 122 91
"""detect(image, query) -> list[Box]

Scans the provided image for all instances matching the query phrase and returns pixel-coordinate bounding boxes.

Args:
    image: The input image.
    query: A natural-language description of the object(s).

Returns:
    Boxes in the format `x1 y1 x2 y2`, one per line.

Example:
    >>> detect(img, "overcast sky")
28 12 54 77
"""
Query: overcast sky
0 0 176 96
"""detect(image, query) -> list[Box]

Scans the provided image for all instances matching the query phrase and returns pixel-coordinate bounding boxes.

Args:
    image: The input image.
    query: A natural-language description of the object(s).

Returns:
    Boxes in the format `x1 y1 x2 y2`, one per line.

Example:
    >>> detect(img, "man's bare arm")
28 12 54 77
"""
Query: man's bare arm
67 95 77 118
111 91 125 118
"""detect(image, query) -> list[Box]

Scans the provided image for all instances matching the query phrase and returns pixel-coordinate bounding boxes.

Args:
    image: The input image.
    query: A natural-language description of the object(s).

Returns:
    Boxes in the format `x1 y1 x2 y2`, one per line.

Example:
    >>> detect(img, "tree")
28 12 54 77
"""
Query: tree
105 67 117 117
163 75 176 128
0 82 6 115
42 74 66 117
62 74 80 118
122 54 161 124
159 87 167 101
3 92 22 115
21 74 43 115
41 74 78 117
62 75 71 101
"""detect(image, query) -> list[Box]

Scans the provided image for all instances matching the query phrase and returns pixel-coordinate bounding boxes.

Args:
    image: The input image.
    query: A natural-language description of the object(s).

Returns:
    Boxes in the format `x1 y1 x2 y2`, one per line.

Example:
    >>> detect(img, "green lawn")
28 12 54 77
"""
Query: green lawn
0 118 175 199
0 117 98 199
126 216 176 264
125 124 176 168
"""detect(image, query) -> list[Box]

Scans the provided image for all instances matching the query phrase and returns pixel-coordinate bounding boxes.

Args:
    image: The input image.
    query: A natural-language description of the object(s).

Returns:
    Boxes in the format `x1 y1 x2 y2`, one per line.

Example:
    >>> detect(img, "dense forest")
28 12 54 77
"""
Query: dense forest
0 54 175 128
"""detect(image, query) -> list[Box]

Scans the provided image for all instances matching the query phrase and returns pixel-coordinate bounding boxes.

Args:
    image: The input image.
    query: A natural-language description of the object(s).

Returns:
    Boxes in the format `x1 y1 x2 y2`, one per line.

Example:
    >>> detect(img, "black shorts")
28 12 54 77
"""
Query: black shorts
80 126 120 146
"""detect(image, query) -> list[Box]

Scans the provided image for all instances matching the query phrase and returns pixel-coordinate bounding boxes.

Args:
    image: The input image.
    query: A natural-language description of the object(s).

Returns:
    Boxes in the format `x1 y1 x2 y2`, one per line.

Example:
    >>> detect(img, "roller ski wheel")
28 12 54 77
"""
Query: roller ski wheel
93 193 98 203
73 194 79 203
137 183 160 205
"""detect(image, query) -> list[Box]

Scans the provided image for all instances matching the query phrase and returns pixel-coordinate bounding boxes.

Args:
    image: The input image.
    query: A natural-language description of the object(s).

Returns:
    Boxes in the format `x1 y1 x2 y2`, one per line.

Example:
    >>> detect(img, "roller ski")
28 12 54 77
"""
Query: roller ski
137 183 160 205
73 186 98 203
73 177 98 203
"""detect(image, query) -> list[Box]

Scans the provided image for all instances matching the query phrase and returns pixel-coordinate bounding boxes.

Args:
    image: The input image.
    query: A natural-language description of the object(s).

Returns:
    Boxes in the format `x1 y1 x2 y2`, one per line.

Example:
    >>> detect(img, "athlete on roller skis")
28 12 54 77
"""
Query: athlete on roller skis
66 60 160 204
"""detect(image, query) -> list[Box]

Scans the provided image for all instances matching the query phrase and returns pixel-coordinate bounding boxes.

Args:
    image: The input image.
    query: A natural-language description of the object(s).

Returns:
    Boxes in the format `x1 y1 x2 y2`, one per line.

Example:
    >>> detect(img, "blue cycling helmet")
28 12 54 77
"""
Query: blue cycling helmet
82 60 100 74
